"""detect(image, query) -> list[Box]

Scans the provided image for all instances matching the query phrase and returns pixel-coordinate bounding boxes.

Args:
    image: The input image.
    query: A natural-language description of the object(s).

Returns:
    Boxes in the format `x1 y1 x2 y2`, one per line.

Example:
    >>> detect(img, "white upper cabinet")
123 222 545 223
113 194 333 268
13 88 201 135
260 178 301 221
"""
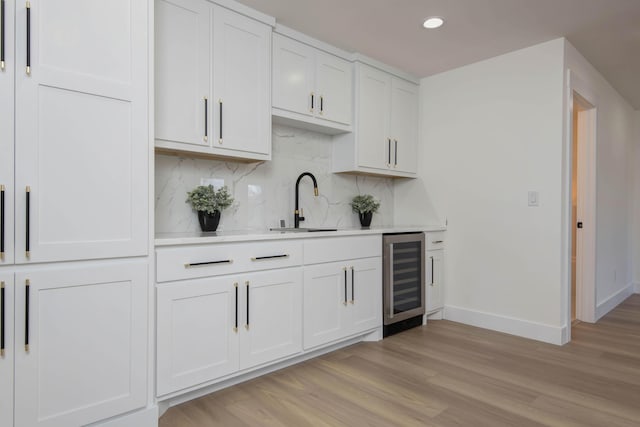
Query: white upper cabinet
272 33 353 134
155 0 272 162
333 62 419 178
12 0 148 264
0 0 14 266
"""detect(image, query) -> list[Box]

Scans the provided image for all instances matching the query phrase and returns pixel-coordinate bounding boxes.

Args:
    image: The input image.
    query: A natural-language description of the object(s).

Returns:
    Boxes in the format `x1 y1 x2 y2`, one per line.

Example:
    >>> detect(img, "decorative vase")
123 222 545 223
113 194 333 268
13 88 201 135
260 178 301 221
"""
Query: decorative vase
359 211 373 228
197 210 221 232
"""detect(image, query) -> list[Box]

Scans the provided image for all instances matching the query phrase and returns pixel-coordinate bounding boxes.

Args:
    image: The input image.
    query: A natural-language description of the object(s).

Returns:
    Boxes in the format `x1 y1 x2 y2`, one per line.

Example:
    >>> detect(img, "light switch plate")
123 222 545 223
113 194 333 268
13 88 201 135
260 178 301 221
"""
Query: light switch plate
528 191 539 207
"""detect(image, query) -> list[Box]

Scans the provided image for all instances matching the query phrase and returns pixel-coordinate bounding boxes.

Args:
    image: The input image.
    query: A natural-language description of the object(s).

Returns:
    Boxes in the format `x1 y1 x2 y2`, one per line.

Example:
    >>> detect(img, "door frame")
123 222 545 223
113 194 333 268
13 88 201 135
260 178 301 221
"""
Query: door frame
564 70 597 341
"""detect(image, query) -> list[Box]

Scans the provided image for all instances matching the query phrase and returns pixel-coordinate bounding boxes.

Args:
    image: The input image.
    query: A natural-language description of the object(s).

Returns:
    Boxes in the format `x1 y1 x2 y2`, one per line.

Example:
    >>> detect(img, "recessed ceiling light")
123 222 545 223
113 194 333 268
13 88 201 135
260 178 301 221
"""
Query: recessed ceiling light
423 16 444 29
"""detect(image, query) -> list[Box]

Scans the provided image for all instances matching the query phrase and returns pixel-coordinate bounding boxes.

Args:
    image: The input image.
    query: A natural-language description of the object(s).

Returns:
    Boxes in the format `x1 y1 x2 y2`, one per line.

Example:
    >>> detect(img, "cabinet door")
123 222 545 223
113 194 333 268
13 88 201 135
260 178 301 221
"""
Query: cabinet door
155 0 211 147
0 0 14 266
14 261 148 427
303 261 350 349
240 268 302 369
349 258 382 335
427 250 444 312
14 0 148 264
315 51 352 125
157 276 240 396
212 6 271 156
357 64 390 170
0 274 14 427
272 34 315 118
390 78 418 173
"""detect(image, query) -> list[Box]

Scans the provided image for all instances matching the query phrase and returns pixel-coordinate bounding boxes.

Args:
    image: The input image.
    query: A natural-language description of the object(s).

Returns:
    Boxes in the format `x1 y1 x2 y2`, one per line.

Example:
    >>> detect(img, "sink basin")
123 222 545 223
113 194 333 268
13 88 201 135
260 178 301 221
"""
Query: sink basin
269 227 338 233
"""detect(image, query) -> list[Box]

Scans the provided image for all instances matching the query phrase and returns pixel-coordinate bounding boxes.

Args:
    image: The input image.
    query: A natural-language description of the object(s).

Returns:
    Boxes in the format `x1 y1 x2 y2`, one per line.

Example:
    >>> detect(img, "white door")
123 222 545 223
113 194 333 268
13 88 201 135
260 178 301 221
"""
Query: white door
272 34 315 117
240 268 302 369
0 273 14 427
303 262 349 349
0 0 14 266
357 64 390 170
156 276 240 396
390 78 418 173
427 250 444 312
349 258 382 335
14 0 148 264
155 0 211 147
14 261 148 427
316 51 352 125
212 6 270 156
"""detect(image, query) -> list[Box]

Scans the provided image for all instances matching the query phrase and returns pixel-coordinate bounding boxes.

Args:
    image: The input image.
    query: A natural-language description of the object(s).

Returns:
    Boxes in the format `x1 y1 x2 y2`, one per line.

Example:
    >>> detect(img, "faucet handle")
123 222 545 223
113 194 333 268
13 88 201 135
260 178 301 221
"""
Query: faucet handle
299 208 305 222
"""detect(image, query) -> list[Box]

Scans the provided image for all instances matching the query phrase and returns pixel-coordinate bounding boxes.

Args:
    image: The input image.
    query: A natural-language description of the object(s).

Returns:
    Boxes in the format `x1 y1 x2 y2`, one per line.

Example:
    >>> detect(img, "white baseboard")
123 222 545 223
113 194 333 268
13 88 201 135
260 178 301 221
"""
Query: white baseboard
443 305 566 345
91 406 158 427
595 283 634 321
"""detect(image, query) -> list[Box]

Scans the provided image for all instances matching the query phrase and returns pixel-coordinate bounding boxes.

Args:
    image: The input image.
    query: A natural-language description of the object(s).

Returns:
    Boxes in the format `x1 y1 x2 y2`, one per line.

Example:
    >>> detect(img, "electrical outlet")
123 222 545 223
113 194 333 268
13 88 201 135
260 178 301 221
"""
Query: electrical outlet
528 191 539 207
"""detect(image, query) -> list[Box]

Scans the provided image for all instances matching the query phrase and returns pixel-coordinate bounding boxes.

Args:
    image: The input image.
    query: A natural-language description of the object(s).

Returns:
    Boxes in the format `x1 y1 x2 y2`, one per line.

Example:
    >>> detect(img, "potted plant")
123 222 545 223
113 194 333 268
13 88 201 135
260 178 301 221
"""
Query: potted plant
350 194 380 228
186 185 234 232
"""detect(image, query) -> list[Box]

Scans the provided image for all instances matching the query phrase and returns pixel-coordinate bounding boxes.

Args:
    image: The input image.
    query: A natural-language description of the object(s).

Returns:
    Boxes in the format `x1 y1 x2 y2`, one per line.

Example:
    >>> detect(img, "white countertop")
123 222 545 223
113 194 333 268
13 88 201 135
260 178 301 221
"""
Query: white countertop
155 225 445 246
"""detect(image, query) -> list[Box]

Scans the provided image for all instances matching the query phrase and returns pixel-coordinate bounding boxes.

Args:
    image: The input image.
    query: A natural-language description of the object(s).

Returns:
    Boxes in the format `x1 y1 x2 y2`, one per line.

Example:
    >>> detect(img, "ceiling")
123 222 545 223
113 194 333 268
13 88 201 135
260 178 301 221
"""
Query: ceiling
236 0 640 110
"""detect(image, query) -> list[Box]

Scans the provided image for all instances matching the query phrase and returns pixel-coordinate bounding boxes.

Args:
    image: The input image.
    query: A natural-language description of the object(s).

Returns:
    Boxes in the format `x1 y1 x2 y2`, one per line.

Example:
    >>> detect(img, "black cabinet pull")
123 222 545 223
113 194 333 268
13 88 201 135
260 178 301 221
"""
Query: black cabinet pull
310 93 314 112
25 186 30 258
203 97 208 141
1 0 5 70
343 268 347 306
233 283 238 333
25 279 29 352
26 1 31 75
251 254 289 261
1 184 5 260
394 140 398 167
218 99 223 144
320 96 324 114
245 281 250 330
387 139 391 166
1 281 5 357
430 256 434 286
350 266 355 304
184 259 232 268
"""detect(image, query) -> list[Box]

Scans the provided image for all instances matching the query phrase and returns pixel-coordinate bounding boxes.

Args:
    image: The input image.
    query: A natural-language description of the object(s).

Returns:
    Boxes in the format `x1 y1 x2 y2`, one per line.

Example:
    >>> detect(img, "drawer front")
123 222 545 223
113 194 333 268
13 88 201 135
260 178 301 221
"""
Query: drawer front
157 240 303 282
426 232 445 251
304 235 381 265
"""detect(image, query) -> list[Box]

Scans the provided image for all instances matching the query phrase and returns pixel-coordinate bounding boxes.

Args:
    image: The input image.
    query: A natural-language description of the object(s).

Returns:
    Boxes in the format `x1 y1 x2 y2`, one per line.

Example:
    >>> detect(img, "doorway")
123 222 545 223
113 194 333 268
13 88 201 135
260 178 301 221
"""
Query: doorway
570 86 596 327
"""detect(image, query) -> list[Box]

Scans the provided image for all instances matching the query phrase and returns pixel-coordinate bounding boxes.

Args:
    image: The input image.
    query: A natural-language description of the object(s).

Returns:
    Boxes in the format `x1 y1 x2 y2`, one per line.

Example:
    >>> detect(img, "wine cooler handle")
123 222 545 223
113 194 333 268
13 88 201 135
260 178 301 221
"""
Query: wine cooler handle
388 243 394 319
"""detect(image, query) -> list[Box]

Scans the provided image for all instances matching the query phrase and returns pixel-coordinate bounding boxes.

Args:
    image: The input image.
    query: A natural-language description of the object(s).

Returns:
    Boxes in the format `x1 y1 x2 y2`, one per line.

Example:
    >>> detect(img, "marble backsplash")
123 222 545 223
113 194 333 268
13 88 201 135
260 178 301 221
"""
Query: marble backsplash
155 124 395 234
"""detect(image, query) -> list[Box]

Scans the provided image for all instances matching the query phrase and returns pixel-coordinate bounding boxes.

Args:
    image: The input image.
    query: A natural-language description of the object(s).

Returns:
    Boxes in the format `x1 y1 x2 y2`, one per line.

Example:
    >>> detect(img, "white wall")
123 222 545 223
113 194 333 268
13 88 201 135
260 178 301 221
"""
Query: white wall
564 41 637 316
396 39 567 343
634 111 640 293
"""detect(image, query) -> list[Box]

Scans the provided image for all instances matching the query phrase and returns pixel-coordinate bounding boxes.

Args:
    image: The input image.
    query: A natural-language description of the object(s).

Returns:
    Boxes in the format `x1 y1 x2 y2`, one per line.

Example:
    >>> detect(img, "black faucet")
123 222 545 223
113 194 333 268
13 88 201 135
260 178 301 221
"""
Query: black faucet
294 172 319 228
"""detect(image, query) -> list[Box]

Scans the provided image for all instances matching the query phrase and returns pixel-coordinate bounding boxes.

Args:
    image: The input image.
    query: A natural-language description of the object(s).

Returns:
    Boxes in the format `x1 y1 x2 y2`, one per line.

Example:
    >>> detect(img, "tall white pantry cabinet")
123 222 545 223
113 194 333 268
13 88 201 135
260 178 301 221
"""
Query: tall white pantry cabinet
1 1 150 426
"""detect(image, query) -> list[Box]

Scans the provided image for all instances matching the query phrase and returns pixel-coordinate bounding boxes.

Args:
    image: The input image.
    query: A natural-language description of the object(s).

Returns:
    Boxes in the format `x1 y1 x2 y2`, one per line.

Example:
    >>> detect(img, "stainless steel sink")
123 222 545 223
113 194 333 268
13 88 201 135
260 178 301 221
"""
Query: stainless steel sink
269 227 338 233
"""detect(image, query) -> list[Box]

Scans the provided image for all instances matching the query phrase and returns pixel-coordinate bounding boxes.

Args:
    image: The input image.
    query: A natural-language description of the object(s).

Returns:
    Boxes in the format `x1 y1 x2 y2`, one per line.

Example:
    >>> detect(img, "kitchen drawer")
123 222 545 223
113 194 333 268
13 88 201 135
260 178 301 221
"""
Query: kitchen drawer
157 240 303 283
425 232 445 251
304 235 381 265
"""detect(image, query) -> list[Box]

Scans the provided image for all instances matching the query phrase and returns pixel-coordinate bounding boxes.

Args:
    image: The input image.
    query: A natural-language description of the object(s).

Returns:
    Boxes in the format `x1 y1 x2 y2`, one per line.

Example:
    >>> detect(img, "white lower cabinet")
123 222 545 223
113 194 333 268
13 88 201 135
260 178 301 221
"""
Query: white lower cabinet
0 273 15 427
157 267 302 396
425 232 445 314
303 257 381 350
7 261 148 427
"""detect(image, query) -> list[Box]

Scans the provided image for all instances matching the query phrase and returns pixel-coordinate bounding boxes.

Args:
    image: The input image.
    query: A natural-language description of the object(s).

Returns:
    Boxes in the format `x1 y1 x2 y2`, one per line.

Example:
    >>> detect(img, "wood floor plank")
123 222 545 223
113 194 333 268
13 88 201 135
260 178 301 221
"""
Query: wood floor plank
160 295 640 427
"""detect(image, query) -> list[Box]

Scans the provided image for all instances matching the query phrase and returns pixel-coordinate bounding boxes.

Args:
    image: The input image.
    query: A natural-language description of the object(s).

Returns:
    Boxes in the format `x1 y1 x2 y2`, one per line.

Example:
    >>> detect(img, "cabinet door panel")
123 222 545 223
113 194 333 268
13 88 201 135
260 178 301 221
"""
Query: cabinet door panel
357 64 390 170
0 274 14 427
213 6 270 155
390 78 418 173
272 34 314 117
316 51 352 125
15 0 148 263
0 0 14 265
349 258 382 335
427 250 444 312
155 0 211 147
157 277 239 395
14 261 147 427
303 262 349 349
240 268 302 369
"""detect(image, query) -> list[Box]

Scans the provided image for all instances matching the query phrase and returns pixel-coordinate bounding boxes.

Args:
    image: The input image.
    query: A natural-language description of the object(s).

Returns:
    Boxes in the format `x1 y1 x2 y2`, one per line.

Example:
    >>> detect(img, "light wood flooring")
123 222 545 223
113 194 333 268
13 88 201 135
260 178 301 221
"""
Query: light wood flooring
160 295 640 426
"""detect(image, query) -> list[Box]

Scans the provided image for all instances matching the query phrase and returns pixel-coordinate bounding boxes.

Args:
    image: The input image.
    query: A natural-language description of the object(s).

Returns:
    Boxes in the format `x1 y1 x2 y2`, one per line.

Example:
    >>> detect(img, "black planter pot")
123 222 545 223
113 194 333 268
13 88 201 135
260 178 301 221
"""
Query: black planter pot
197 210 221 232
359 211 373 228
